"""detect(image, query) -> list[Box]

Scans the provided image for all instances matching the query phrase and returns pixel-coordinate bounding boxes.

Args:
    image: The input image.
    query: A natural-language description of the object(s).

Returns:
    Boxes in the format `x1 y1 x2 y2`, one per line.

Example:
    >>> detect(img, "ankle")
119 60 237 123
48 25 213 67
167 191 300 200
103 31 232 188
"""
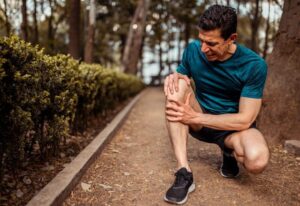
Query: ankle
177 165 192 173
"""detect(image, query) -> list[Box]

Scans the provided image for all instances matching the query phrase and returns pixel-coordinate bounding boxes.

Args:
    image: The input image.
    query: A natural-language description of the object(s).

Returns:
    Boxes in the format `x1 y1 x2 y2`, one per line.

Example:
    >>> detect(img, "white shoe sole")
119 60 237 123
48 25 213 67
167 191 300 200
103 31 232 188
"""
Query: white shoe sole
219 163 240 178
163 183 196 205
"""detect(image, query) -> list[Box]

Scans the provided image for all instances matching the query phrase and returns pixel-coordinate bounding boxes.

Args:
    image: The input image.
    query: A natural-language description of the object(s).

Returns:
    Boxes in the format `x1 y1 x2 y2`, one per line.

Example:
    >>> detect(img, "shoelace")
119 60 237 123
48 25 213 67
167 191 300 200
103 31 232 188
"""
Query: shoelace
174 172 187 187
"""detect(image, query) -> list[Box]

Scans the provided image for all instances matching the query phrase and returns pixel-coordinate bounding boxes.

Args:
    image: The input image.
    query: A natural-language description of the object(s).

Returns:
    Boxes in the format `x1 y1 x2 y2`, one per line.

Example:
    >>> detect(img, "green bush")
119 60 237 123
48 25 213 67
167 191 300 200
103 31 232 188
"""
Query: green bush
0 36 144 180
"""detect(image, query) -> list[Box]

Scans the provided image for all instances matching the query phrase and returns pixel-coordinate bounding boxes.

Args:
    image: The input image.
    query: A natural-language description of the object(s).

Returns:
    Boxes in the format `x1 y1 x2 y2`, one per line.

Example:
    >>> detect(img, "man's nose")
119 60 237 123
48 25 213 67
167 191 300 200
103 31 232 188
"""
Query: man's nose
201 42 210 53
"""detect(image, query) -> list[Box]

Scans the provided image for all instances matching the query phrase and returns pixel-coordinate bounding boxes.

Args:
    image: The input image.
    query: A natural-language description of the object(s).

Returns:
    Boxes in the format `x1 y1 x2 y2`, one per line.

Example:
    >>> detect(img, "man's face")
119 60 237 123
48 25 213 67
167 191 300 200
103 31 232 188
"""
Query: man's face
198 29 236 61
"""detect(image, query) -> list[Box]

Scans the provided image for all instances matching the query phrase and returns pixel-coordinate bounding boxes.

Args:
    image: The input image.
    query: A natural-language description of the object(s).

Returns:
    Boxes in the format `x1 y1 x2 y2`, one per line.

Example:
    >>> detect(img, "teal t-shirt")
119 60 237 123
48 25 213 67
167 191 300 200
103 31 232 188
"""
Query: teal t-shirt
176 40 268 114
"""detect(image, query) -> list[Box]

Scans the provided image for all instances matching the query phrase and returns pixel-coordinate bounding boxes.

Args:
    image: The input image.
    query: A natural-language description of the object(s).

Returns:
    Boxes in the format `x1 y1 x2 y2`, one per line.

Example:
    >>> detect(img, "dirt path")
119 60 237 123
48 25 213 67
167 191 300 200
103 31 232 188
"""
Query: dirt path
63 87 300 206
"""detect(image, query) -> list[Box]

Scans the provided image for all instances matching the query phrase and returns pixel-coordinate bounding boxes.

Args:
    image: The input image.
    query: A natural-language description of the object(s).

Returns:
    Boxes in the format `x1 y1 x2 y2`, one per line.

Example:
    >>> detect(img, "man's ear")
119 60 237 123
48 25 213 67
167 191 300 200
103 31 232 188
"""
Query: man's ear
230 33 237 42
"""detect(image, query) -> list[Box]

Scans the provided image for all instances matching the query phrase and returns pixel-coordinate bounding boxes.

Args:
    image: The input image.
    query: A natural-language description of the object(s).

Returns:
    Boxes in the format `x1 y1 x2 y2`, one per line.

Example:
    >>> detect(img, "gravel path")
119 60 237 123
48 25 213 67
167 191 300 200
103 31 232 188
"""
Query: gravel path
63 87 300 206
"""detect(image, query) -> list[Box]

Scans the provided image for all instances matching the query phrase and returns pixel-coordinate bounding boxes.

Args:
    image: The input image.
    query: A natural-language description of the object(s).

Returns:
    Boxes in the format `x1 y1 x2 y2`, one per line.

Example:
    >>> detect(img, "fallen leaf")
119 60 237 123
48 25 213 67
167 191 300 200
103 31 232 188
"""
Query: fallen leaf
81 182 92 192
99 184 113 190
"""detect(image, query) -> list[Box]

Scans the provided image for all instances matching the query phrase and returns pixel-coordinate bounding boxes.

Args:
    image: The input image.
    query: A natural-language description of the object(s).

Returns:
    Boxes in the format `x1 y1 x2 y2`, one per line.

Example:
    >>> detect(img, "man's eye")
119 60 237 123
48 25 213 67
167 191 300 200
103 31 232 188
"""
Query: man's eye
207 43 217 47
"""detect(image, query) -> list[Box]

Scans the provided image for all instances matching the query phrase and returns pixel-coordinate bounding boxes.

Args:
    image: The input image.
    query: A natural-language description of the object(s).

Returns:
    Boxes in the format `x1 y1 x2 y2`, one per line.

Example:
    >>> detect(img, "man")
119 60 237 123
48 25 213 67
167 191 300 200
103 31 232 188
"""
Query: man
163 5 269 205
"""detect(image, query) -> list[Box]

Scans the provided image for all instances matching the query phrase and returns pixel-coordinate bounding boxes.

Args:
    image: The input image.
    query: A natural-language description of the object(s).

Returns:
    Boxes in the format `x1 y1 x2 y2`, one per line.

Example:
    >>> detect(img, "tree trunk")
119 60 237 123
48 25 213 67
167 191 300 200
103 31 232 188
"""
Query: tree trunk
250 0 260 53
121 0 151 74
84 0 96 63
21 0 28 41
3 0 10 36
273 0 283 10
177 26 182 66
167 18 172 75
138 33 147 81
48 0 54 51
68 0 81 59
262 0 271 59
259 0 300 143
33 0 39 44
158 35 164 85
237 0 240 14
139 38 145 80
119 34 127 61
41 0 45 14
184 20 190 49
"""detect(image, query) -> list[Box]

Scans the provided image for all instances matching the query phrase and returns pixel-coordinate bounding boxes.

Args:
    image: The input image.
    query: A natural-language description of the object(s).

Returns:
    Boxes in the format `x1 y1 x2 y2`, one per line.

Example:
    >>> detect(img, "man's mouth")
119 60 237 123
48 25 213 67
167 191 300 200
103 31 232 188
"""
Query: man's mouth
206 54 215 57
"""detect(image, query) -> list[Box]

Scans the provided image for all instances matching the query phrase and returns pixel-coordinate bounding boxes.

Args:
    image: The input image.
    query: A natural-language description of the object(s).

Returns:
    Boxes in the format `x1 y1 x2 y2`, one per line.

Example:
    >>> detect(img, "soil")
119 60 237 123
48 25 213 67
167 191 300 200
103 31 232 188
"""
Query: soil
63 87 300 206
0 99 131 206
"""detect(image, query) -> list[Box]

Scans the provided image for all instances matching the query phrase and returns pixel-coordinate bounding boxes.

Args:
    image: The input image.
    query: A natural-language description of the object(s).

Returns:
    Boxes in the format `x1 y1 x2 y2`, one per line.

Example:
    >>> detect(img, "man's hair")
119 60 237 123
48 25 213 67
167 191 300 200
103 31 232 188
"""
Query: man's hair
198 5 237 40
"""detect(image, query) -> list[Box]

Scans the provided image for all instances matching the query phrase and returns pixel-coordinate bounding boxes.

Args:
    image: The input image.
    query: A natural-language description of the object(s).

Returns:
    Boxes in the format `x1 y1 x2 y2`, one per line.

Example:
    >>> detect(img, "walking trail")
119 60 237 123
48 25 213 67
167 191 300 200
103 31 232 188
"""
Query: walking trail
63 87 300 206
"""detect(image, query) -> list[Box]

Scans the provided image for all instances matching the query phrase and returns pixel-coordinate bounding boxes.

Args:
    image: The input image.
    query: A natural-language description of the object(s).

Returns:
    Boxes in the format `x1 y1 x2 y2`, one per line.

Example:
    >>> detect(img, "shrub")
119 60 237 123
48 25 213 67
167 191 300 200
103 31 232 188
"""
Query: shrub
0 36 144 180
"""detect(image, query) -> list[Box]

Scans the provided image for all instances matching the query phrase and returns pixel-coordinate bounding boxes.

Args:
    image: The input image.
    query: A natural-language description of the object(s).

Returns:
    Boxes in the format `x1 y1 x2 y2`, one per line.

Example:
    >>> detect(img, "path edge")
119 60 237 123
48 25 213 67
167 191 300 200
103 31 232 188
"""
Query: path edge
26 89 147 206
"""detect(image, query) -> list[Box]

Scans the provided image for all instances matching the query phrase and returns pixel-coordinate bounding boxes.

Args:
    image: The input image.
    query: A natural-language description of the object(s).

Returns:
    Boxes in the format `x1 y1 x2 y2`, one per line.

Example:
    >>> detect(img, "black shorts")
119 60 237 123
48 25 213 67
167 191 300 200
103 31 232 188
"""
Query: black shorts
189 120 257 155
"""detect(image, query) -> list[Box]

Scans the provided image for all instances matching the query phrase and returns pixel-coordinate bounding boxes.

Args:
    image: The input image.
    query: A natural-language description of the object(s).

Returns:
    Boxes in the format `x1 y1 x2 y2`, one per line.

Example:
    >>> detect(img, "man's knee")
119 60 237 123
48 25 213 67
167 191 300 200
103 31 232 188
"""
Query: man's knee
166 79 191 102
244 147 269 174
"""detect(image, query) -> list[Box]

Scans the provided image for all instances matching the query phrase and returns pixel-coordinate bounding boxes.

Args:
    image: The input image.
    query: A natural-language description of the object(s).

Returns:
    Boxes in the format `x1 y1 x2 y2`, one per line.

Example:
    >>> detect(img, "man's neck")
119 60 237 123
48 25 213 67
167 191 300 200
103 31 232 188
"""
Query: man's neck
219 44 237 62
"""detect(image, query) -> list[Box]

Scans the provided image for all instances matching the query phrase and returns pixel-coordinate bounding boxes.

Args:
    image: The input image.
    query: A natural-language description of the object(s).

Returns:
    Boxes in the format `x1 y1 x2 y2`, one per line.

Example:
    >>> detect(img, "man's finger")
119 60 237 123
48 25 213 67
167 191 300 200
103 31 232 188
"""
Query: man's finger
168 99 184 106
174 73 179 92
166 102 184 113
166 116 181 122
166 103 180 111
183 75 191 86
168 75 174 94
166 110 183 117
185 92 191 105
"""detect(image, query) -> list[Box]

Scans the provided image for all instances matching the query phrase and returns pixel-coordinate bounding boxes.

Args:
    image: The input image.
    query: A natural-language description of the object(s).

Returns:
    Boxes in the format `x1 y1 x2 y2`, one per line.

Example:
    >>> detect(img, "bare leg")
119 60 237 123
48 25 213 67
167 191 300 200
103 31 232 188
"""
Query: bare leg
224 128 269 174
165 79 202 172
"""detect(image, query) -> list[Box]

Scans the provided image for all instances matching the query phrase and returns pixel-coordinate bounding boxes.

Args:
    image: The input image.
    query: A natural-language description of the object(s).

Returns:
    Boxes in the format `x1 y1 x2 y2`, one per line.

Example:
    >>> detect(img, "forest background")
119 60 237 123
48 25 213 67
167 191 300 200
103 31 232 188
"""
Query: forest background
0 0 299 143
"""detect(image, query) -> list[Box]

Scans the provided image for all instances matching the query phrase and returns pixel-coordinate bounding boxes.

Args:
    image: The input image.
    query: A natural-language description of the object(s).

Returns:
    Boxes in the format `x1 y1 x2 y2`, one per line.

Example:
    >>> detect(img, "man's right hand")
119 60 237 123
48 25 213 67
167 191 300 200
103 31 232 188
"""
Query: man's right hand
164 72 190 96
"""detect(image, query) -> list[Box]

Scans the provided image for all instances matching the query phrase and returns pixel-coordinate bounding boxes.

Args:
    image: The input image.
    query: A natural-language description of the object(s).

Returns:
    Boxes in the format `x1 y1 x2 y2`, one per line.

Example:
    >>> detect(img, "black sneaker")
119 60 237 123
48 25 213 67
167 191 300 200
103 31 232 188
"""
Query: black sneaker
220 153 239 178
164 168 195 205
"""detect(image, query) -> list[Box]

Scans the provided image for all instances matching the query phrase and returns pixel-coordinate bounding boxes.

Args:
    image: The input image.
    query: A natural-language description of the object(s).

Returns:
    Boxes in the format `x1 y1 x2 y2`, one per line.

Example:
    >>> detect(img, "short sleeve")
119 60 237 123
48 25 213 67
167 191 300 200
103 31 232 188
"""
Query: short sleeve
241 61 268 99
176 47 191 77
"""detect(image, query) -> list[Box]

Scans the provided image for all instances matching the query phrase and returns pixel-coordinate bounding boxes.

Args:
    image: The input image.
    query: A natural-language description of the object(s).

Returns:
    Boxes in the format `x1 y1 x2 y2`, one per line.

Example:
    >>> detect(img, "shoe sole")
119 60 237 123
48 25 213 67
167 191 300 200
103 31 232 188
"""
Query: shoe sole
219 163 240 178
163 183 196 205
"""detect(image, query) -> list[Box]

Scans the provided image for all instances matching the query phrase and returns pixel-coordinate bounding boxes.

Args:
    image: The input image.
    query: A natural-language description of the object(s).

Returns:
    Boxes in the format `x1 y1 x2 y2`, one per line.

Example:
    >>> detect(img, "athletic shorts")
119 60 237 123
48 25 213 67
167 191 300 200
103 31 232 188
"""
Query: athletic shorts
188 111 257 155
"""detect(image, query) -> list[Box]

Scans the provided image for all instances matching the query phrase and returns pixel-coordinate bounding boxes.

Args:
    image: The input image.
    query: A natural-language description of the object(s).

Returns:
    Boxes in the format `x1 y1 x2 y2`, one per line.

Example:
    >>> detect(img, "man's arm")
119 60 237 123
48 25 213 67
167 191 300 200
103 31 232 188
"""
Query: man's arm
194 97 261 131
166 97 262 131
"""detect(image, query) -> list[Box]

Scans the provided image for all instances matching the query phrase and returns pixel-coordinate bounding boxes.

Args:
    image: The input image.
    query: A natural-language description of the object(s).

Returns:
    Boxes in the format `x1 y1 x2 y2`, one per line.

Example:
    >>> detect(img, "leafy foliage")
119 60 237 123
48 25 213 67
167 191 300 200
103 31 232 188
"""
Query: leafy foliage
0 36 144 180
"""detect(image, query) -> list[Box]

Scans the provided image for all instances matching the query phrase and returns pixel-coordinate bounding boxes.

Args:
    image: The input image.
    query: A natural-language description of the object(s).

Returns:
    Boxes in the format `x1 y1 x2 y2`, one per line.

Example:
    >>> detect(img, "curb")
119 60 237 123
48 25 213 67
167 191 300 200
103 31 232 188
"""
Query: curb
26 90 146 206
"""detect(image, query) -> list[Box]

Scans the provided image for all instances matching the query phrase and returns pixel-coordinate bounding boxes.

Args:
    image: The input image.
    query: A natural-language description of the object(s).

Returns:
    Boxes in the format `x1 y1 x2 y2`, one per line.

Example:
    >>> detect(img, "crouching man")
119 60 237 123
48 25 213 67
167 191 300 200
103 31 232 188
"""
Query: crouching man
164 5 269 205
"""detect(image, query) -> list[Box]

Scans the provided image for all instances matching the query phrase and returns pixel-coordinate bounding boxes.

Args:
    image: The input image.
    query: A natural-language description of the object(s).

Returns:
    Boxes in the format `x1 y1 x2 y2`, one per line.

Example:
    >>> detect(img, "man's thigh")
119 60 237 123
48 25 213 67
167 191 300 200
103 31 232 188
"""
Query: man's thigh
224 128 269 159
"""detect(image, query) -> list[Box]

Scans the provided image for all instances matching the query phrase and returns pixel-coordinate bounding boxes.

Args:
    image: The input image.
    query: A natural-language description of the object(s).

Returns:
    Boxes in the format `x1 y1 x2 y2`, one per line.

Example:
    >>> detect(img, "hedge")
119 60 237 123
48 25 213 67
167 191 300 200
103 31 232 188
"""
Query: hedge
0 36 144 180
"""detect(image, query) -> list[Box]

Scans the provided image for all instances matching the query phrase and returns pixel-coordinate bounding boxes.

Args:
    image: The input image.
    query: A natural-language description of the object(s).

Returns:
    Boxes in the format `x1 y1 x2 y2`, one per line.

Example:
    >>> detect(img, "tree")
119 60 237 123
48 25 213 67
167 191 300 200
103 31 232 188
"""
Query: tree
48 0 54 50
250 0 261 53
169 0 199 49
68 0 81 59
21 0 28 41
84 0 96 63
262 0 271 59
226 0 230 6
237 0 241 14
259 0 300 143
121 0 151 74
3 0 10 36
33 0 39 44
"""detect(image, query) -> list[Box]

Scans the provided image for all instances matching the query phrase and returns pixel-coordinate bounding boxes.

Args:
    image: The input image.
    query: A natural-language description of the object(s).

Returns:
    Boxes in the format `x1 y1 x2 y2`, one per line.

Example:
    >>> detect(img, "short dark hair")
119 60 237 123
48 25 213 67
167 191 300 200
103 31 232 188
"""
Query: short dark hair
198 5 237 40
